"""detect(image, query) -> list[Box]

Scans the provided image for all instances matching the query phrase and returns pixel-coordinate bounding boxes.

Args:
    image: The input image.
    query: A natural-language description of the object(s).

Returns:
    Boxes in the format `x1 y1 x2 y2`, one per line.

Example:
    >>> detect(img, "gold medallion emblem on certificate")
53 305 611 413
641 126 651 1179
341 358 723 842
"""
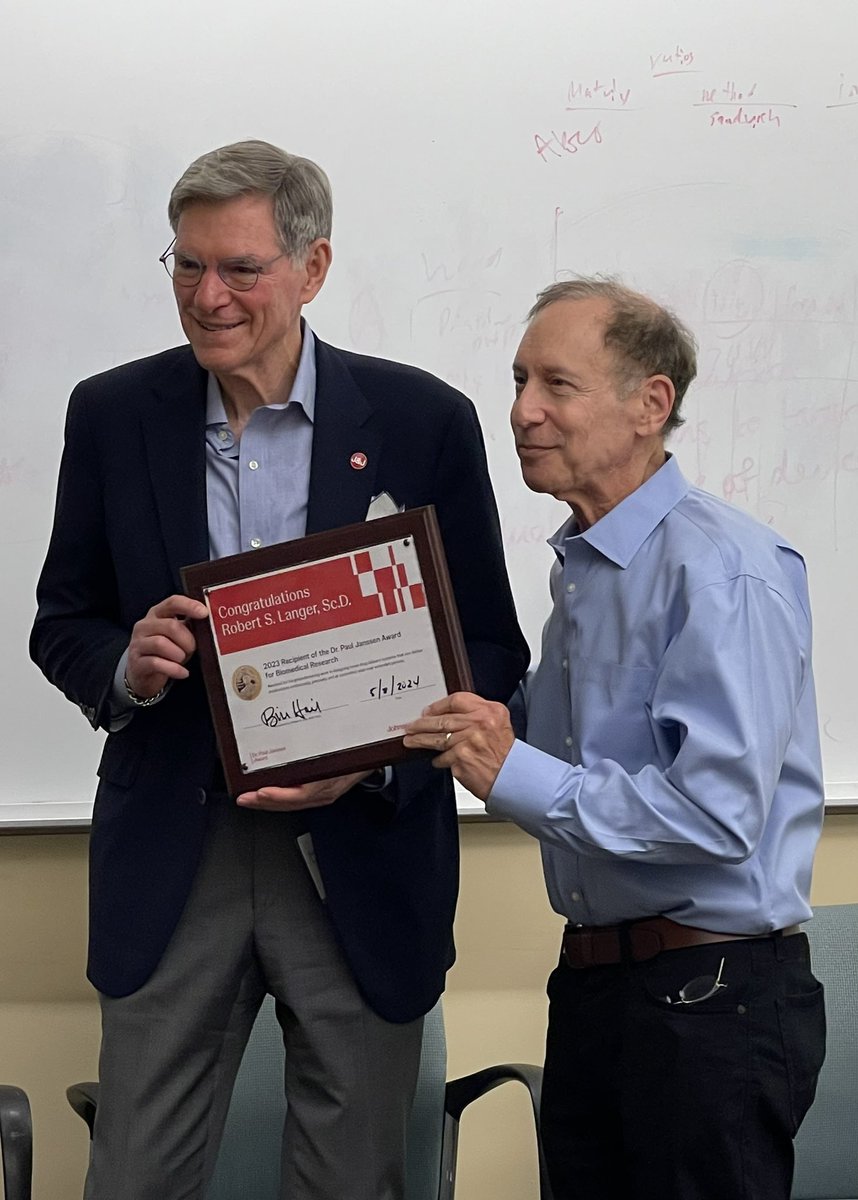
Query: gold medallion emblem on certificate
231 665 262 701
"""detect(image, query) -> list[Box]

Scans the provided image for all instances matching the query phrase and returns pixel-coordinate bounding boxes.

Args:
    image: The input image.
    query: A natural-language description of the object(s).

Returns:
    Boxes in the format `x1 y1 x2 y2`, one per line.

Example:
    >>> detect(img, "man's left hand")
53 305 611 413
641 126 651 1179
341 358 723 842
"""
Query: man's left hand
403 693 515 801
237 771 371 811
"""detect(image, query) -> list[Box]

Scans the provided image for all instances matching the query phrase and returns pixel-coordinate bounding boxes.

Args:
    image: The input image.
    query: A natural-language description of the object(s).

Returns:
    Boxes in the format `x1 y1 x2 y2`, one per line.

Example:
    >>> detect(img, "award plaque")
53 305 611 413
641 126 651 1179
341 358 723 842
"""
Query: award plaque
181 506 473 795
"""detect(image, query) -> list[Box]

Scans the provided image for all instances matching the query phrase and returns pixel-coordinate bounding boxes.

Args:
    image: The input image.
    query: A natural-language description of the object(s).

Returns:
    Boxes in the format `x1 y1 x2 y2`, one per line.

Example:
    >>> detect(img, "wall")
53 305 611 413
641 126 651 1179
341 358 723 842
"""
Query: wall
1 816 856 1199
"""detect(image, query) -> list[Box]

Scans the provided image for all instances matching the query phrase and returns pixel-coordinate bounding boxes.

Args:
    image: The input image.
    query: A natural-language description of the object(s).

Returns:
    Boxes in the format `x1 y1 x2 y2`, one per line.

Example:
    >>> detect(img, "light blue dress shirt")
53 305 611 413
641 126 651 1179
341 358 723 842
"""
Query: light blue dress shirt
205 325 316 558
489 455 824 934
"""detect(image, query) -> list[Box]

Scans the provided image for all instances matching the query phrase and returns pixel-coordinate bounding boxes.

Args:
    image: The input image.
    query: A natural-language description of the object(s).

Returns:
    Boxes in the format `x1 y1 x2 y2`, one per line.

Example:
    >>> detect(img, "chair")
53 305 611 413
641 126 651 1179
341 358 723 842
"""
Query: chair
0 1085 32 1200
792 903 858 1200
68 999 553 1199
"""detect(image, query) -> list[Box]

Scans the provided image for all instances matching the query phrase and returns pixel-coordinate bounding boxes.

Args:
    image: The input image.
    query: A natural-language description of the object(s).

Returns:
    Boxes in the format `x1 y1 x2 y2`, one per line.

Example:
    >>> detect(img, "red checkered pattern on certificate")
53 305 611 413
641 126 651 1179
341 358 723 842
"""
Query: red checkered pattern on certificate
351 544 427 616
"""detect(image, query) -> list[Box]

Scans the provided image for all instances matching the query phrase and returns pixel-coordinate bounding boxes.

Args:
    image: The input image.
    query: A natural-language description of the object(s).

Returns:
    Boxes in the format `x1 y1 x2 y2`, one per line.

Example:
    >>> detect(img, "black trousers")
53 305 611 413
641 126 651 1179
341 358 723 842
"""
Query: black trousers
540 932 826 1200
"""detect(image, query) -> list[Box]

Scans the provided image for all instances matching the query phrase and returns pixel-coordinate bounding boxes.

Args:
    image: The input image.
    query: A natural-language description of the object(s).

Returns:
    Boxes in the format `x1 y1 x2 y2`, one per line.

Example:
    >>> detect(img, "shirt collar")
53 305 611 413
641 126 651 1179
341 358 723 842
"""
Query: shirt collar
549 454 691 568
205 322 317 426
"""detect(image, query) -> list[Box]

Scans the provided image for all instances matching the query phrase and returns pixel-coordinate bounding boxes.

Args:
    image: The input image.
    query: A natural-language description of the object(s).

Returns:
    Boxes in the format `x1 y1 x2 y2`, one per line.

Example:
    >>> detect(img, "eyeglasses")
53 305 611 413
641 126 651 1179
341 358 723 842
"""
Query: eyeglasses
158 237 287 292
663 957 727 1006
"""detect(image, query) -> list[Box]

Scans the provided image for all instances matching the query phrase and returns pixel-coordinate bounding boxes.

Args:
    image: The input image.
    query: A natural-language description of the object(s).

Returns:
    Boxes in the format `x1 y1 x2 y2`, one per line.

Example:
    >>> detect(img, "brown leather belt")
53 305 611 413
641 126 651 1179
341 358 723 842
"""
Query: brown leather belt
561 916 802 969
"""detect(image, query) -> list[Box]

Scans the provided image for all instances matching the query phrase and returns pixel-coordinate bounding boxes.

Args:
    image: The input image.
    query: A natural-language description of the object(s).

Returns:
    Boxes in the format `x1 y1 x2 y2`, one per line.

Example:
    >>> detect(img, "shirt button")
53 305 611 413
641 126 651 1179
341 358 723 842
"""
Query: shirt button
248 460 259 470
561 658 568 670
217 429 229 442
566 582 576 593
250 537 262 549
564 735 573 747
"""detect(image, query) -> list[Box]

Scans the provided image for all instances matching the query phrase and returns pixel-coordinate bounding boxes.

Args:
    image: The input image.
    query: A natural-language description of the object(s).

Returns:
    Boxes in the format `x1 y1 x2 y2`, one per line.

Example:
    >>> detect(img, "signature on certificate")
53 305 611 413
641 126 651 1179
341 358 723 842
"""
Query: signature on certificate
261 698 322 727
369 674 421 699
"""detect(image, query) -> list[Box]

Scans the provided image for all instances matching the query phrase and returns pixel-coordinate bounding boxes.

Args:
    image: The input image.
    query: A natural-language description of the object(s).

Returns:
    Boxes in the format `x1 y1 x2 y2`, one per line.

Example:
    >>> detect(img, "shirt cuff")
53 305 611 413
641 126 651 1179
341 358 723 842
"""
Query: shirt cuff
360 766 393 791
487 739 582 839
108 650 135 730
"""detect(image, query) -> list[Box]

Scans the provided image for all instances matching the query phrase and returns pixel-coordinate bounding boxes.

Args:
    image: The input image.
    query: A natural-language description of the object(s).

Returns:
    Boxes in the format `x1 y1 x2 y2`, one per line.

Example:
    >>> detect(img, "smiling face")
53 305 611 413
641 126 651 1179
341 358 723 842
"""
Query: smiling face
511 298 672 527
172 192 330 402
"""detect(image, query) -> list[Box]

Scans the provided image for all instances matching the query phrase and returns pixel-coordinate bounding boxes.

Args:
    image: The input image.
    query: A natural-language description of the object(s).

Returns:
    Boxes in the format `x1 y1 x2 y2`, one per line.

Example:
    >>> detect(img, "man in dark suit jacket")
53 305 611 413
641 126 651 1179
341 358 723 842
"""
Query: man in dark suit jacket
30 140 528 1200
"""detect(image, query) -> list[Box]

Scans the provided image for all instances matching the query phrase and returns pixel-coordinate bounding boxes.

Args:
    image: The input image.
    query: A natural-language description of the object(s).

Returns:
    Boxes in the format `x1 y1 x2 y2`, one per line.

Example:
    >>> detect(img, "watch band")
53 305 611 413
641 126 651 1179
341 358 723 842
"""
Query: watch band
123 675 167 708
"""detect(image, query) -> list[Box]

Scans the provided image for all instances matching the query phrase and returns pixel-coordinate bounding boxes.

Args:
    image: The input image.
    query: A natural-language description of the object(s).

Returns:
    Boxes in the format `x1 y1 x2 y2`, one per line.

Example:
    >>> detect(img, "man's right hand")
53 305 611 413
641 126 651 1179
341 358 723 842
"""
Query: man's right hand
125 595 210 699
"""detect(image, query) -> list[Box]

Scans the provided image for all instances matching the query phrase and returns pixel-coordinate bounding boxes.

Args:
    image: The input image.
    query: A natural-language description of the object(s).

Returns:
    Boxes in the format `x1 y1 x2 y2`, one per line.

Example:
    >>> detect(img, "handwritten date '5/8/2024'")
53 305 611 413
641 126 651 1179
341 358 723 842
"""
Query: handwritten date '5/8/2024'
260 674 421 730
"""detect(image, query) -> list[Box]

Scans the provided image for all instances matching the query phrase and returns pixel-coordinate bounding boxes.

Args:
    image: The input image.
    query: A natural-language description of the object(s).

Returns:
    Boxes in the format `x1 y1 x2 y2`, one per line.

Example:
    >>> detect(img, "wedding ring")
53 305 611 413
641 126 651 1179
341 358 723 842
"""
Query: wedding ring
444 731 452 744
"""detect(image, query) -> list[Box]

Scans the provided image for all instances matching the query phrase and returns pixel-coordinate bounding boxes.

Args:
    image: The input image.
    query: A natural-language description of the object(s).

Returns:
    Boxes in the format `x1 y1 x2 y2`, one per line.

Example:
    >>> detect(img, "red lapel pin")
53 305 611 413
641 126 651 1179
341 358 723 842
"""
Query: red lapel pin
350 452 368 470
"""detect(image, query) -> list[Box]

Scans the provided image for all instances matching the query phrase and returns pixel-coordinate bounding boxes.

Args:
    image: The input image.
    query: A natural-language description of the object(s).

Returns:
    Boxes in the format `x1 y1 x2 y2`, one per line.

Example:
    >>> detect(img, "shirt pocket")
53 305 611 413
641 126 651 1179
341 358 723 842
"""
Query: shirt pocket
570 656 658 767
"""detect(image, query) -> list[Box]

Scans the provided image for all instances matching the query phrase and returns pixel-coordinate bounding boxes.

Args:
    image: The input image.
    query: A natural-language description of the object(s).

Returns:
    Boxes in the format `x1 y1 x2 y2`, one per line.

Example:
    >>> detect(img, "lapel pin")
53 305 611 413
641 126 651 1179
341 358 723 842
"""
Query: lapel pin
350 452 368 470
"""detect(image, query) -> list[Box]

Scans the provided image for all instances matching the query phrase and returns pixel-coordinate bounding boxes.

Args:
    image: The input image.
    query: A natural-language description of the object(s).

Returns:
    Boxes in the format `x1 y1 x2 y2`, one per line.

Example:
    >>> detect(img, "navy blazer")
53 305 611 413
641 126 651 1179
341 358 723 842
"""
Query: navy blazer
30 338 529 1023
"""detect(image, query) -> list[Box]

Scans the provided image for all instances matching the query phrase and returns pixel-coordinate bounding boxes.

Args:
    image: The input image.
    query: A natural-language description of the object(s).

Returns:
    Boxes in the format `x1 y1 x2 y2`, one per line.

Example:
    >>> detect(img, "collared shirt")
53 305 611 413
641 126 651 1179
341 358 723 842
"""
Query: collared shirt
205 324 316 557
489 455 824 934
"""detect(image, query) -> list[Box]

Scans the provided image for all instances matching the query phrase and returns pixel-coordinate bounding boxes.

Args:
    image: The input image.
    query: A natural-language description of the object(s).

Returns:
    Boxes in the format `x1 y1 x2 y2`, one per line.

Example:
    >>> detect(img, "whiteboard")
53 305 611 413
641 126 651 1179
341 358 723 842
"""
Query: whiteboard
2 0 857 826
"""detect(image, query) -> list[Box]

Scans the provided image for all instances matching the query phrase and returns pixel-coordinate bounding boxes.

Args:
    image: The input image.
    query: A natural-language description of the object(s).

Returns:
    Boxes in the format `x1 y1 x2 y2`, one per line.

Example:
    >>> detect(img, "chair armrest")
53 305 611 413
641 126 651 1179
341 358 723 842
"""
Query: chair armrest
445 1062 544 1121
441 1064 553 1200
66 1082 100 1138
0 1085 33 1200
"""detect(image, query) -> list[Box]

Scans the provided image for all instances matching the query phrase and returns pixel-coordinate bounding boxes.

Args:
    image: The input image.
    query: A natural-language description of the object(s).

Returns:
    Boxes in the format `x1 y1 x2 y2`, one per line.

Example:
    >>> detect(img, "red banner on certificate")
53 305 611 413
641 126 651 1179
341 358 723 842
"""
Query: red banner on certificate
210 543 428 657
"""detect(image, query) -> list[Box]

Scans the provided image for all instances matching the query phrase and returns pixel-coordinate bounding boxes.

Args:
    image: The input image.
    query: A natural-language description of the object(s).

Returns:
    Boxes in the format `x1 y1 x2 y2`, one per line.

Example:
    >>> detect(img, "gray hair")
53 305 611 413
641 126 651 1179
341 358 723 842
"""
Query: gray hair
529 278 697 435
168 139 332 261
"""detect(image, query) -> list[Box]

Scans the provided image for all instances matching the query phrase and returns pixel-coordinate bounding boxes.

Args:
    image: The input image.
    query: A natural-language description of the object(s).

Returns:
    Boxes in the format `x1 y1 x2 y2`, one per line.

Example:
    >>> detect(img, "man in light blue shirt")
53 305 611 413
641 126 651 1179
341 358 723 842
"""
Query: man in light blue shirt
405 278 826 1200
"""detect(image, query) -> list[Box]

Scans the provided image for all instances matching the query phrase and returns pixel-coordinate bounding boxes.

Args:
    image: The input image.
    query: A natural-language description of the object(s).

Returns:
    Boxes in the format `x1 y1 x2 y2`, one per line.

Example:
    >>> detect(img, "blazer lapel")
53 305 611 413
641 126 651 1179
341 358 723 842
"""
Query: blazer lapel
142 348 210 587
307 339 382 534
